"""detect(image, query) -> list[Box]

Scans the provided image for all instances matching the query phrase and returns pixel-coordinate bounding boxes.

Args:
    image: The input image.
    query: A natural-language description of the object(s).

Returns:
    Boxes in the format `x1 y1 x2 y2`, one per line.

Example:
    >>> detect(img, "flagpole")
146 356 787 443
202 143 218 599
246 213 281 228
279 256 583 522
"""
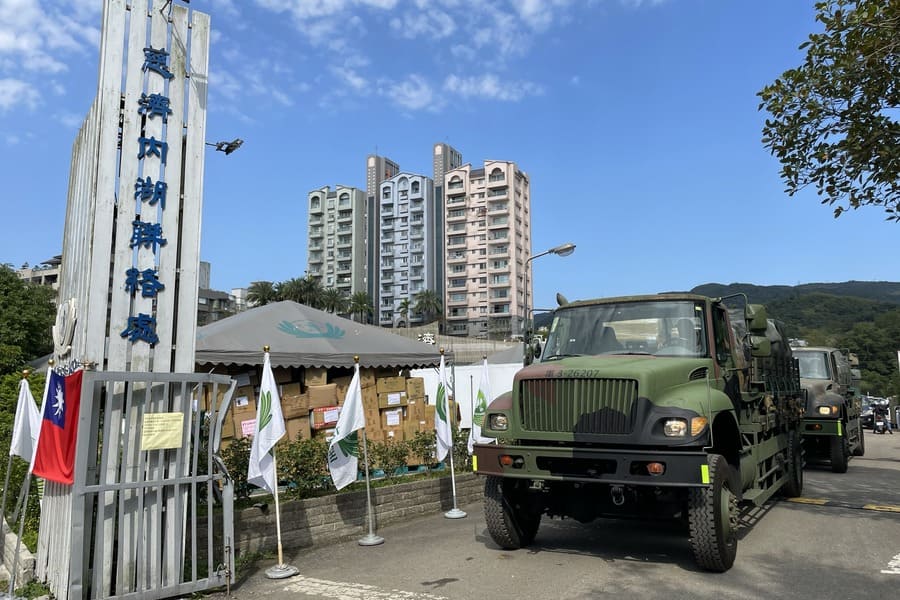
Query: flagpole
357 357 384 546
0 371 29 562
262 346 298 580
443 352 466 519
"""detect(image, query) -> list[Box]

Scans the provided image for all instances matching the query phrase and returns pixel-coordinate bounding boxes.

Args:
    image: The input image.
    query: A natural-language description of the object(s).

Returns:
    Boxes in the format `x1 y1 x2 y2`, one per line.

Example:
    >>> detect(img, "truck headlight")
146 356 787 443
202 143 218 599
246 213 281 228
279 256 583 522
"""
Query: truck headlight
664 419 687 437
817 405 838 416
489 414 509 431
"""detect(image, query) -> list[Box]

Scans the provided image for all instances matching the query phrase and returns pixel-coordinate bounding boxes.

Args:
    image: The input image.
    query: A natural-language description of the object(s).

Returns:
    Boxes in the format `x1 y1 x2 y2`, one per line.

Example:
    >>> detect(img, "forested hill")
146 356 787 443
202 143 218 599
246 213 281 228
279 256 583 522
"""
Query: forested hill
690 281 900 306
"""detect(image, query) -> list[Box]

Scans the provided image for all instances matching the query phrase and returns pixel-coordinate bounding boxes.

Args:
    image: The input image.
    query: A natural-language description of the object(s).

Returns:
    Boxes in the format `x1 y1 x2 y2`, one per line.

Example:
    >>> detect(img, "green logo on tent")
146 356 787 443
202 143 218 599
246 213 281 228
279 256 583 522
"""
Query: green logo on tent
259 390 272 431
277 319 345 339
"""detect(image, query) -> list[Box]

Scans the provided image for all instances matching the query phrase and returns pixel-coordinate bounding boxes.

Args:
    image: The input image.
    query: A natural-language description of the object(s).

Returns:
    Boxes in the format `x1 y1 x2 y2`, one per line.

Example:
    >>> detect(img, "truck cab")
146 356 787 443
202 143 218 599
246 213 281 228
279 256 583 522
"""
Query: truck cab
793 346 864 472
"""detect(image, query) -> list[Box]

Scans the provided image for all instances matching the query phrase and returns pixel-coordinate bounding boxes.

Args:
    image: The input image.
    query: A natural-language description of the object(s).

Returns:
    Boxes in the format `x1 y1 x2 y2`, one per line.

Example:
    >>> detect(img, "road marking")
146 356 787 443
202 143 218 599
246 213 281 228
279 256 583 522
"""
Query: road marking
785 497 900 513
785 497 828 505
882 553 900 575
280 574 450 599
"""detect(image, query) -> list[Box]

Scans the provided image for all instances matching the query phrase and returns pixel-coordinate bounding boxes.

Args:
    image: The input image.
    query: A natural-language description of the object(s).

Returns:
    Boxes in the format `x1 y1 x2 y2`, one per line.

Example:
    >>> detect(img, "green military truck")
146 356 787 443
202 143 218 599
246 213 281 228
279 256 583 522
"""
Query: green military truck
793 346 864 472
473 293 805 572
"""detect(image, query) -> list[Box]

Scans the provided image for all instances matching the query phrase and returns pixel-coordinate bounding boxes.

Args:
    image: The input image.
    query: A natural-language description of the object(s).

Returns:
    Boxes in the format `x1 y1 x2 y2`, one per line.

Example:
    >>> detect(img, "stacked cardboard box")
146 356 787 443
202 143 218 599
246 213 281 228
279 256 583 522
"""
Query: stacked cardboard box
215 366 438 461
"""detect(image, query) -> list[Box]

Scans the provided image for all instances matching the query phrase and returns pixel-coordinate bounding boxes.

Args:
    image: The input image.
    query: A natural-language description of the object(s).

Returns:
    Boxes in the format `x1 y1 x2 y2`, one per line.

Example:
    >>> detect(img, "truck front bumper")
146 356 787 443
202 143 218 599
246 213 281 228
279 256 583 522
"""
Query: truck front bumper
472 443 710 487
801 418 843 437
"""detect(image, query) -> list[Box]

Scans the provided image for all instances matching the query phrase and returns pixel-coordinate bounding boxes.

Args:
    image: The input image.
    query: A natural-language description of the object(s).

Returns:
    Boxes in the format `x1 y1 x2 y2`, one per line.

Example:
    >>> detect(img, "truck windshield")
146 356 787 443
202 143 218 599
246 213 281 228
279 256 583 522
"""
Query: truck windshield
541 300 708 360
795 351 831 379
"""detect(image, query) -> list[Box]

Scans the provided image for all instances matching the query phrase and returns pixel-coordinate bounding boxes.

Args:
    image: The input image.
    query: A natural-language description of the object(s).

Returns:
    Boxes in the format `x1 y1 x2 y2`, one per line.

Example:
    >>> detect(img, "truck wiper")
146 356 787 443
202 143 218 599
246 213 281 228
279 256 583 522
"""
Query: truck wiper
542 353 582 361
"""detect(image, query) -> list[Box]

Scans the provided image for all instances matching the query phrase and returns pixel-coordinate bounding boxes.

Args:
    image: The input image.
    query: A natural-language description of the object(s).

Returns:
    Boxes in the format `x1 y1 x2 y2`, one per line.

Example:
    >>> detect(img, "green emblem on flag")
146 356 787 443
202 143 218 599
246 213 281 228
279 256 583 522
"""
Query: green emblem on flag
436 383 447 421
473 389 487 427
259 390 272 431
337 430 359 459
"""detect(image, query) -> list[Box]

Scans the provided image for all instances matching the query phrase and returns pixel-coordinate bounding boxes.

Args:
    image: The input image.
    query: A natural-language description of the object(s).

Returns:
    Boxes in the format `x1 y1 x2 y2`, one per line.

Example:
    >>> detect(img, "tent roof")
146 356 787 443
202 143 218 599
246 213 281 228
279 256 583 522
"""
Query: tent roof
195 301 447 369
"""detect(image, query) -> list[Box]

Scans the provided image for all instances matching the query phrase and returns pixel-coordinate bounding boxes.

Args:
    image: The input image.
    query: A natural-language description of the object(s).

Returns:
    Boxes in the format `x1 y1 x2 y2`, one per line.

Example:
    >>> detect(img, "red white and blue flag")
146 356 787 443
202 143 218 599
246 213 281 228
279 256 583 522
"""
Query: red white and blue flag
31 370 83 485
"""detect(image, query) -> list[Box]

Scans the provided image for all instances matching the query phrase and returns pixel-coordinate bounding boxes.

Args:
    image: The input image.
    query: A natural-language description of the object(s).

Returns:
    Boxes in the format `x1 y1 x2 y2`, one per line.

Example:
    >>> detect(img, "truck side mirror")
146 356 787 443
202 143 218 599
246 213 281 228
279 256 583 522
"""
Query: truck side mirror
749 335 771 357
745 304 769 333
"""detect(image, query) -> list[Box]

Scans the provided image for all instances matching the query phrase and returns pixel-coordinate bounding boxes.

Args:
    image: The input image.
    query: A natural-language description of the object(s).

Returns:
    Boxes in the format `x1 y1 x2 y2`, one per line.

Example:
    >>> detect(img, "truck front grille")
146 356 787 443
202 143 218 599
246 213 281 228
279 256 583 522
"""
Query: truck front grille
519 378 638 435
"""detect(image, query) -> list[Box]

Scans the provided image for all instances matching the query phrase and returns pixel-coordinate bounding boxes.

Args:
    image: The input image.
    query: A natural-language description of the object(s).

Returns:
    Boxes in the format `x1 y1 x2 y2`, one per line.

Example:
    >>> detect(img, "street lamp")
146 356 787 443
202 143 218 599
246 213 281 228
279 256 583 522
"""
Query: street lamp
523 242 576 363
205 138 244 155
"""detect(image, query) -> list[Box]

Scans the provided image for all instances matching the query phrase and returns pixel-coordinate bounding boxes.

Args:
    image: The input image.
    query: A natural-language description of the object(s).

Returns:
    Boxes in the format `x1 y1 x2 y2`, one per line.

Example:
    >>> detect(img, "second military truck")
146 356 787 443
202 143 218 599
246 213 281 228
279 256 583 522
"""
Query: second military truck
793 346 864 471
473 293 805 572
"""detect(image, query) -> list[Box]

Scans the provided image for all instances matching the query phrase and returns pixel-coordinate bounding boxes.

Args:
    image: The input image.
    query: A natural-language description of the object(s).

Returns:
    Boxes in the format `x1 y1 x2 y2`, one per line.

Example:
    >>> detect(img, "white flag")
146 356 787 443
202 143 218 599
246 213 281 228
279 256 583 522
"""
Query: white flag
468 358 494 454
435 354 453 462
328 363 366 490
10 378 42 466
247 352 286 494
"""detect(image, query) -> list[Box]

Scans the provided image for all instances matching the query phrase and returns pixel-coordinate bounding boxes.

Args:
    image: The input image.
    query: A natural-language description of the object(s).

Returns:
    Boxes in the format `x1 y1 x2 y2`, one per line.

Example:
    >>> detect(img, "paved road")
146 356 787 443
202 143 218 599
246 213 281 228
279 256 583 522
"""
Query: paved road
216 431 900 600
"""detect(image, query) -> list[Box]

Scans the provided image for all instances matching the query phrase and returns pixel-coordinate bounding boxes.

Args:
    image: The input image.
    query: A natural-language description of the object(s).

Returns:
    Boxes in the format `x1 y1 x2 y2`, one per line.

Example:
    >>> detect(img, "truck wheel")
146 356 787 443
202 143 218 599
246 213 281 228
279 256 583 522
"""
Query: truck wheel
483 476 541 549
688 454 738 572
829 433 849 473
780 431 804 498
852 422 865 457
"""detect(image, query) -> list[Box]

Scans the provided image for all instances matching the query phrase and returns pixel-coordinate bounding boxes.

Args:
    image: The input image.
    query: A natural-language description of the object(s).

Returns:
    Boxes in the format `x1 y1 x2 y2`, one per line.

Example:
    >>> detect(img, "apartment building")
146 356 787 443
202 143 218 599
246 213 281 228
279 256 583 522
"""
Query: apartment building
307 185 367 296
443 161 531 339
376 173 437 327
432 143 463 303
365 154 401 302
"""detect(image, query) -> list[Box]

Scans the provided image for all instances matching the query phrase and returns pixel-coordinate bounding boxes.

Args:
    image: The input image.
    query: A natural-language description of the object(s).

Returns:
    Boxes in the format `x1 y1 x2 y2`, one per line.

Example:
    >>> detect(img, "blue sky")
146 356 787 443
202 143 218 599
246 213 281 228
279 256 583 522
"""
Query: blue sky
1 0 897 312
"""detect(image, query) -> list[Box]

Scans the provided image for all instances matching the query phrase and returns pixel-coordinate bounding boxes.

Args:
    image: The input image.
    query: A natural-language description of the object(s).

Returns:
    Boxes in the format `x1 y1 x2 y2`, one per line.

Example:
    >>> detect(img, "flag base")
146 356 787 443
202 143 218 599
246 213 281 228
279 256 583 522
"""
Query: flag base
444 508 467 519
265 564 299 579
358 533 385 546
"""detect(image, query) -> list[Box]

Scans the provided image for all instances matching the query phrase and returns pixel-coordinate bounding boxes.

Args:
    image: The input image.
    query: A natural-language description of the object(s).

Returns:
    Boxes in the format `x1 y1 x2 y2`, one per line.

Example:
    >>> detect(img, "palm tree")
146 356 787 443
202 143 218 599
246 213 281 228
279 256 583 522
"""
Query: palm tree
297 274 324 308
397 297 411 331
413 289 442 325
320 288 347 314
348 291 373 323
246 281 278 307
275 277 304 302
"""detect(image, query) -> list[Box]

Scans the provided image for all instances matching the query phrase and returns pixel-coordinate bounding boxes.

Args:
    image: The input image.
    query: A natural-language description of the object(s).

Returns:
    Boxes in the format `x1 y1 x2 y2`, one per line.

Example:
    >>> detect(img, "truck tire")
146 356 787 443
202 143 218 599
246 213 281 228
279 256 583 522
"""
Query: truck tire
829 433 849 473
852 422 865 457
688 454 738 572
780 431 804 498
483 476 541 549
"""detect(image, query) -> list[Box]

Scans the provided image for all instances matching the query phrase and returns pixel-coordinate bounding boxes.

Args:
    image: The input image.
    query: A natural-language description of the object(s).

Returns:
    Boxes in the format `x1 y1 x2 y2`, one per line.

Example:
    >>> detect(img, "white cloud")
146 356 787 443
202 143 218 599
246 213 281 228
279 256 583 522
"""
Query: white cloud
332 66 368 92
443 74 543 102
0 78 40 111
379 74 436 111
5 133 20 145
56 111 83 128
389 8 456 40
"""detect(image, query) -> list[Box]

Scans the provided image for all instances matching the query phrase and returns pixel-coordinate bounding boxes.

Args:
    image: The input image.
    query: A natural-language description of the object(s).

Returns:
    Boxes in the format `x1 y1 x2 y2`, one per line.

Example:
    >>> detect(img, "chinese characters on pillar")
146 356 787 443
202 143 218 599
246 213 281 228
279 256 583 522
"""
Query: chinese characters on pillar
120 46 175 346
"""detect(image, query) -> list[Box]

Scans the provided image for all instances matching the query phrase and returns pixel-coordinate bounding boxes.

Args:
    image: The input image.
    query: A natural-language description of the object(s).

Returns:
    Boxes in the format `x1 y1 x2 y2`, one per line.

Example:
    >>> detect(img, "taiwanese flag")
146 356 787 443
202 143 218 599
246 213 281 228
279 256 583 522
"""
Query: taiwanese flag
31 370 83 485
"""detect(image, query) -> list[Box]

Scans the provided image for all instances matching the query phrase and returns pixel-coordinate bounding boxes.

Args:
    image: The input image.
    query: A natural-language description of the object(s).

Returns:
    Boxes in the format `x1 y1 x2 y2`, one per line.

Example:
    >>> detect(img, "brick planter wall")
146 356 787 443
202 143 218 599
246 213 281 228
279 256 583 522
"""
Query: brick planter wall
235 472 483 556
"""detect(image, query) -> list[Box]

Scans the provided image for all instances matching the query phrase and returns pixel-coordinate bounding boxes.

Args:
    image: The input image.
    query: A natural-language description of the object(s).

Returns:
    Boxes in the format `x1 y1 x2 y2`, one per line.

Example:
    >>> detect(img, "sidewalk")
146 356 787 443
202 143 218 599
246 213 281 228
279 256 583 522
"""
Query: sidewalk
204 500 486 599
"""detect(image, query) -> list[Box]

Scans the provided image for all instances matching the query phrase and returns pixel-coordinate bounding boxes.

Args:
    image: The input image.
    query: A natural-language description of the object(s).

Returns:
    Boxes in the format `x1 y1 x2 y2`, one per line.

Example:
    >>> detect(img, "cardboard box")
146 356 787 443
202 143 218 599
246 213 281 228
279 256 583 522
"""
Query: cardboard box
273 367 295 384
311 405 341 430
232 388 256 417
282 391 309 419
378 390 408 409
285 415 311 441
366 427 385 442
331 375 353 401
305 366 328 387
359 369 377 389
308 384 337 409
402 420 421 439
364 407 381 429
362 386 378 410
381 408 406 429
406 397 425 421
376 376 407 394
406 377 425 397
281 382 302 397
218 414 235 439
383 426 405 442
313 428 337 443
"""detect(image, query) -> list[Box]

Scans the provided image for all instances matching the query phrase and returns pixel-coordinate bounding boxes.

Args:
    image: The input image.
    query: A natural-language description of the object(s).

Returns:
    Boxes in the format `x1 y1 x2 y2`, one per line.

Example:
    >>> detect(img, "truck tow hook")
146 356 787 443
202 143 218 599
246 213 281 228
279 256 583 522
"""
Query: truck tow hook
611 485 625 506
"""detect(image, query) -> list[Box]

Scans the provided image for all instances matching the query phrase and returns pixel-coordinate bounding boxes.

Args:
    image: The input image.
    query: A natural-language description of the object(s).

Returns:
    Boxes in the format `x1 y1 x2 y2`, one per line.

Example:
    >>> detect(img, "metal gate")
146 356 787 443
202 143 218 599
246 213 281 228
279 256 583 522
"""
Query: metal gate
67 372 235 599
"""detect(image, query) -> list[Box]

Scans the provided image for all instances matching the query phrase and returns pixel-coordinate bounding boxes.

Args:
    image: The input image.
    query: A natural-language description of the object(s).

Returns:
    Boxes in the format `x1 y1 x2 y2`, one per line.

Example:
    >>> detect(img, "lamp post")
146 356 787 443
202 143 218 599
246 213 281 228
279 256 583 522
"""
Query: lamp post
523 242 575 361
205 138 244 155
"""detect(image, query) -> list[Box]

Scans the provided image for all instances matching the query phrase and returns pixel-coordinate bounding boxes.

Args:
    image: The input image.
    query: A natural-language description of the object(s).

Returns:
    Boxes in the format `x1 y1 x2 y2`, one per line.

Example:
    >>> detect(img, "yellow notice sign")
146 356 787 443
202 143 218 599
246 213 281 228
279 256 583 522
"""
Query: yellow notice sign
141 412 185 451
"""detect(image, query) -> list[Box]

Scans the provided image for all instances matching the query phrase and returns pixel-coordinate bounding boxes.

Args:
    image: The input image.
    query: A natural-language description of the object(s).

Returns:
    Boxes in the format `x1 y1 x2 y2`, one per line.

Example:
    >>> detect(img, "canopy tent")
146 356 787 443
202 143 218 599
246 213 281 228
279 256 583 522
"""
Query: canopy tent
195 301 446 369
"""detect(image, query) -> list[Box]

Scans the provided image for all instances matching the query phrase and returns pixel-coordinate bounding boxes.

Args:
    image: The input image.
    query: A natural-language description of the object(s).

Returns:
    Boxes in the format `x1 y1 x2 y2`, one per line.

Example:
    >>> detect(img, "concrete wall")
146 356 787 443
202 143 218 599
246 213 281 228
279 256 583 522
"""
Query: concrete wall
1 519 34 586
235 473 483 556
